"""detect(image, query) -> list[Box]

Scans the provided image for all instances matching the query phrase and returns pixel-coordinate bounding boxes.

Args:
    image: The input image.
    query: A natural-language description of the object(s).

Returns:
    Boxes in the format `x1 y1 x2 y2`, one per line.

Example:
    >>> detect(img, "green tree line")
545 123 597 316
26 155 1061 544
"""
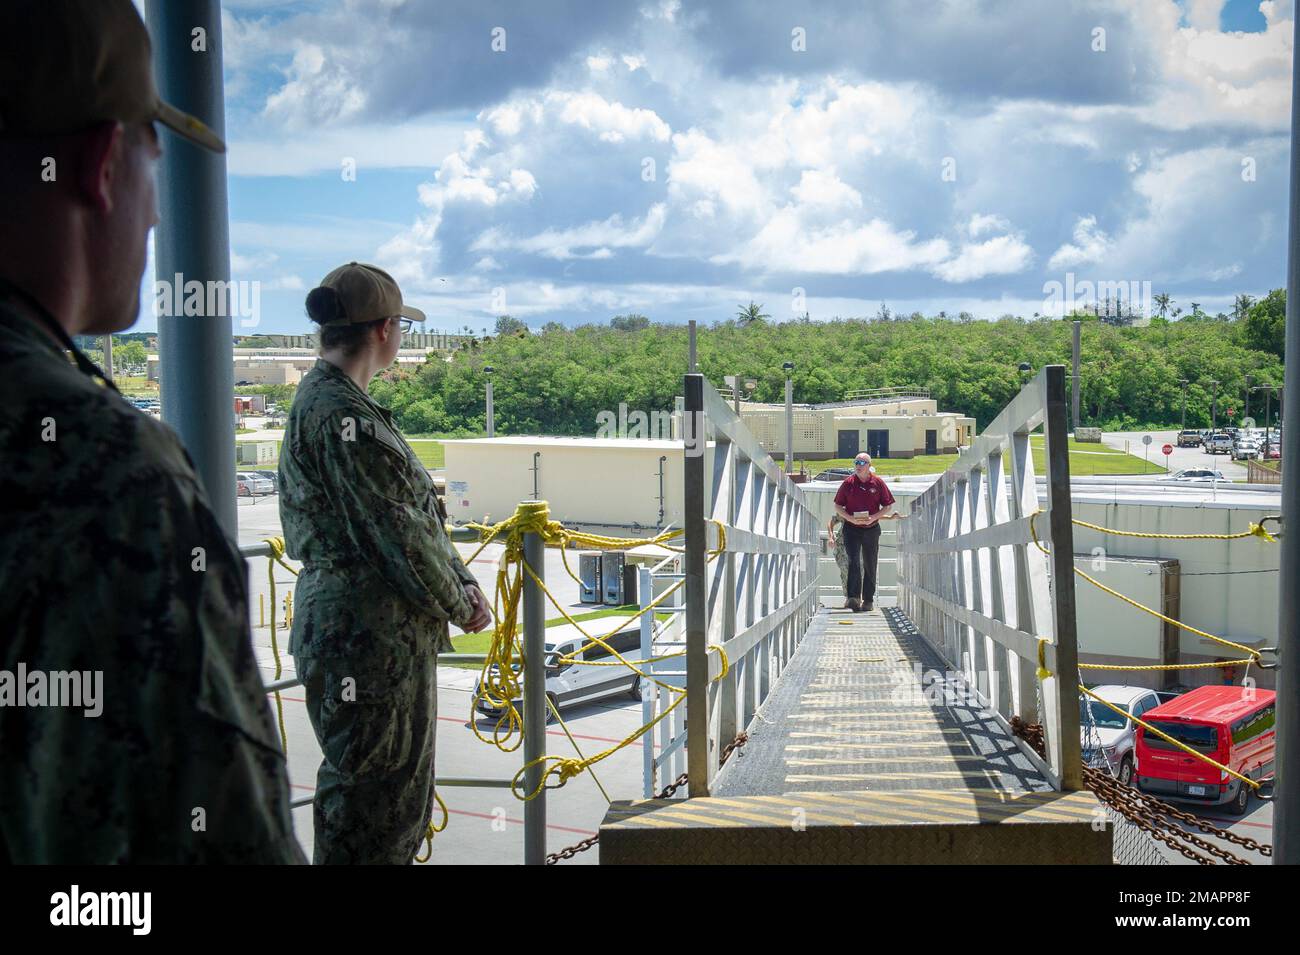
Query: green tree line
322 292 1290 436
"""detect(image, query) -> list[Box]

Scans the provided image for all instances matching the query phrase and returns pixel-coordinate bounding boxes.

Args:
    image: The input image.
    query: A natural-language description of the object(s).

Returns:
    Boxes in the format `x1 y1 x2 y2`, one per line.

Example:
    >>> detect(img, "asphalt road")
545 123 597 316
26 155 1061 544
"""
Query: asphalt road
1098 429 1250 481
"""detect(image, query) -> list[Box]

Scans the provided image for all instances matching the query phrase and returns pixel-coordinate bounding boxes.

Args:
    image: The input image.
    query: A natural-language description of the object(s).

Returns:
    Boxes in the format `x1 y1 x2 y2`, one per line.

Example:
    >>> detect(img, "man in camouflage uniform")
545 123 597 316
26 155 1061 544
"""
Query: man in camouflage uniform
279 262 491 864
0 0 303 862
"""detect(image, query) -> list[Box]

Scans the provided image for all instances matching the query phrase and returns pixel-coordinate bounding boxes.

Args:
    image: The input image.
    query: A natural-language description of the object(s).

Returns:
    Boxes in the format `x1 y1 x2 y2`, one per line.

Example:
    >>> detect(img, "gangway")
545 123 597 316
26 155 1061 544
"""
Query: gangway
597 367 1111 864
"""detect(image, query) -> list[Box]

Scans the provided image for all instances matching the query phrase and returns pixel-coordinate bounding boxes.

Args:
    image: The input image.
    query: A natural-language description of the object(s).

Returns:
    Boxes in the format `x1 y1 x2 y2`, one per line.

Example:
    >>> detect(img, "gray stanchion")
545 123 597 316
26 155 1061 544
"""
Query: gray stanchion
522 511 547 864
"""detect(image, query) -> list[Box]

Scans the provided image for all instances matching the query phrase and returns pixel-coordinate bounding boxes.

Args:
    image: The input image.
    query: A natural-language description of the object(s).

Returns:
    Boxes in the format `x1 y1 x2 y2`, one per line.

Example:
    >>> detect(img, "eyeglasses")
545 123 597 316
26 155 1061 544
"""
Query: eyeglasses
395 317 414 334
854 460 870 467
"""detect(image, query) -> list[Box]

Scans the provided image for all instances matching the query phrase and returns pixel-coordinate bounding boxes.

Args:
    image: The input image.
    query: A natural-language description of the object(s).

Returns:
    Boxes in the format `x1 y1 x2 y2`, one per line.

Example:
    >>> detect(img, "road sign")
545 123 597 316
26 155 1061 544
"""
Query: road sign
1142 434 1152 446
1162 443 1173 456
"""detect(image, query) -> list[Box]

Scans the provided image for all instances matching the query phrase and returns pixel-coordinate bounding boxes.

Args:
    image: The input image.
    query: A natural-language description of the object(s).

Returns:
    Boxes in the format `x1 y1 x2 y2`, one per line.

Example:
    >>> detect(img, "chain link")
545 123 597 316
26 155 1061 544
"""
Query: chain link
1009 717 1270 865
544 731 750 864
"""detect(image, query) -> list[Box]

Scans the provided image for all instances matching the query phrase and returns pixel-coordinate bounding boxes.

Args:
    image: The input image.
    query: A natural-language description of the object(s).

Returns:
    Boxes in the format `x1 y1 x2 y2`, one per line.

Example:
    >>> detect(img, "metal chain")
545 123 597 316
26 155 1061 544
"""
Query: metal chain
544 731 750 865
1009 717 1268 865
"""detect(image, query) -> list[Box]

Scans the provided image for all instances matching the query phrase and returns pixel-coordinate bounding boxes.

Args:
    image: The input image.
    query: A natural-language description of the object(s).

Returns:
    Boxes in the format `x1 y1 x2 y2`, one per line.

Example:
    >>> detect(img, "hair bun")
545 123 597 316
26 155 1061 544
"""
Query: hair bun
306 285 345 324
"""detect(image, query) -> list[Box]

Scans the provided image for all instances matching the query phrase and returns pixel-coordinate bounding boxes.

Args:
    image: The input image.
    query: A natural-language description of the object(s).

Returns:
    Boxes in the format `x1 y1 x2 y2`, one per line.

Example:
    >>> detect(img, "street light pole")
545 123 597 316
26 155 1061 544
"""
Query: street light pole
1245 374 1253 426
484 365 495 438
1209 379 1220 432
1179 378 1188 432
783 361 794 475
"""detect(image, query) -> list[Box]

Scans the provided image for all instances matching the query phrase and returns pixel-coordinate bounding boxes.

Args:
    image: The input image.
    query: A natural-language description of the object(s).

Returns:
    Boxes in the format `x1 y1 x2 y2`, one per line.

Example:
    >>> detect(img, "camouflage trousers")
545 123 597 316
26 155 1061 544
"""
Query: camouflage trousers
833 537 850 595
299 653 436 865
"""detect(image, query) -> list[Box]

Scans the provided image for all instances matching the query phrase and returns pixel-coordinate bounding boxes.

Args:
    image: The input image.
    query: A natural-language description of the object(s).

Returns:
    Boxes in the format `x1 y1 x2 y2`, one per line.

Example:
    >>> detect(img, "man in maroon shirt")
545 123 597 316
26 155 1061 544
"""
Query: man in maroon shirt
833 453 896 611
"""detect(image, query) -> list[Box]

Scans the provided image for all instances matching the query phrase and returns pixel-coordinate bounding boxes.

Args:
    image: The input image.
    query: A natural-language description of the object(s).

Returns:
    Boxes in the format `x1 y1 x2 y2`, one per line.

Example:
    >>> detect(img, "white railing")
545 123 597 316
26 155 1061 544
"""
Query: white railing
895 365 1083 791
680 373 821 796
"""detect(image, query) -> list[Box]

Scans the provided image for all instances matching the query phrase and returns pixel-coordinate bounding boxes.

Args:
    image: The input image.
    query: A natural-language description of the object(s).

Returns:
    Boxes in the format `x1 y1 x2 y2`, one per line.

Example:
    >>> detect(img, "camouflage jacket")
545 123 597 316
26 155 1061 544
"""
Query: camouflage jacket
0 296 304 863
278 359 477 662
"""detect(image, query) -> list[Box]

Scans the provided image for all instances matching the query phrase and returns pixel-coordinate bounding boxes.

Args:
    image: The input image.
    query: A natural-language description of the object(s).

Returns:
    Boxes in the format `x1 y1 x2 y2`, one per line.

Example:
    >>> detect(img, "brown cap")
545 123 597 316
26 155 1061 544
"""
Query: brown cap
314 262 427 326
0 0 225 153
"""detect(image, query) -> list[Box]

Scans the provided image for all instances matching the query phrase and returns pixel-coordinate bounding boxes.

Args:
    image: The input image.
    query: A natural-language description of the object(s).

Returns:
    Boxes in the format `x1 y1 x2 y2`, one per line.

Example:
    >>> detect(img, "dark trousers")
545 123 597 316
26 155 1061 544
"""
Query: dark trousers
299 653 437 864
842 522 882 604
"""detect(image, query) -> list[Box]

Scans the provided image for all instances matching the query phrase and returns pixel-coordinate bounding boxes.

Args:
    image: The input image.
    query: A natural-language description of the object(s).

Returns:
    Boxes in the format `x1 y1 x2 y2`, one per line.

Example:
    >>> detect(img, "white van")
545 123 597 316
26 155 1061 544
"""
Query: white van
473 621 651 722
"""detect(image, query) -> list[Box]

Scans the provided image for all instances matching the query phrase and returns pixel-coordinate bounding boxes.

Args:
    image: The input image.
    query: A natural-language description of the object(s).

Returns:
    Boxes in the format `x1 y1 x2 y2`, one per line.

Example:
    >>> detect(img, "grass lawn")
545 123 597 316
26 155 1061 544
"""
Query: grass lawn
786 433 1164 479
447 603 672 670
405 439 445 468
116 376 158 396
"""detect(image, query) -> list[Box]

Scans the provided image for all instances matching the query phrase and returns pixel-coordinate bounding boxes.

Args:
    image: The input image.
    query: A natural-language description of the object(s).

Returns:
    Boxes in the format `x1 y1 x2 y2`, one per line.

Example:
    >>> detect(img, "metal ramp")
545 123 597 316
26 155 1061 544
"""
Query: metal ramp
600 601 1109 864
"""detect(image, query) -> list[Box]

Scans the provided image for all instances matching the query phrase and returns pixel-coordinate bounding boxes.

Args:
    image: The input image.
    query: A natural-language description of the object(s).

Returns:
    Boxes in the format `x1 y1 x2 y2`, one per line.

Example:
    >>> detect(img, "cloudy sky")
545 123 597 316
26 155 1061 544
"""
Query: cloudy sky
139 0 1295 334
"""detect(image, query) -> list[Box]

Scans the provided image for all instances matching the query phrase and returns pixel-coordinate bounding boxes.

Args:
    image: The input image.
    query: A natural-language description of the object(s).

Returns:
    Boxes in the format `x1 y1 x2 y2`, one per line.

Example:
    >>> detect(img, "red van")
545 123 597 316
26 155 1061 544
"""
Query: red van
1134 685 1275 815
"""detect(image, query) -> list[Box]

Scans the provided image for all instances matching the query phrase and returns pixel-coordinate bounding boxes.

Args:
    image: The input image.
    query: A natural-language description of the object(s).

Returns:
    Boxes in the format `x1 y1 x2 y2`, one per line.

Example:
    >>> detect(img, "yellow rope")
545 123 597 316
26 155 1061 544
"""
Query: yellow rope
1078 659 1256 672
461 500 734 800
1070 515 1280 543
262 537 295 753
414 790 449 864
1036 637 1051 680
1079 685 1259 790
1028 512 1262 662
512 645 730 801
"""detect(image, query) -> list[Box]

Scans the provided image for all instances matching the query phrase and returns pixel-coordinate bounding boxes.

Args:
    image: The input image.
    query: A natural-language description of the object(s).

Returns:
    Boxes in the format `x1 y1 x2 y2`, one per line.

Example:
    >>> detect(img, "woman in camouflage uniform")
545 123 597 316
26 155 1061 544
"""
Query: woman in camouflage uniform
278 262 492 864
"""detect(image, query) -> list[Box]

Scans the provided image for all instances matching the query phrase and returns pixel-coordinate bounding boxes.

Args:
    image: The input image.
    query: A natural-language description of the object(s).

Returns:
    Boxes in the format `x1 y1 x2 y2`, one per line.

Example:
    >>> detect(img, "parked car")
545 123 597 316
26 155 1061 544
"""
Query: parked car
235 471 274 496
1079 685 1173 786
812 467 853 483
1204 433 1233 455
474 622 652 723
1175 430 1202 447
1135 685 1275 815
1230 439 1260 461
1161 468 1226 483
251 469 279 492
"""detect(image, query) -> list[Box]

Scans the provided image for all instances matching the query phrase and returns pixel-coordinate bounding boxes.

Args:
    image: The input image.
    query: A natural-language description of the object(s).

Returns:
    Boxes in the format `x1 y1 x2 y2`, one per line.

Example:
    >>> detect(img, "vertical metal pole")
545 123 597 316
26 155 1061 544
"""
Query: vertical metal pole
1211 379 1219 432
639 565 655 799
1246 375 1253 425
1043 365 1083 791
521 516 546 864
102 334 114 381
784 373 793 474
485 377 495 438
1071 320 1081 431
688 320 697 373
683 374 710 796
146 0 236 537
1274 6 1300 864
1180 379 1188 432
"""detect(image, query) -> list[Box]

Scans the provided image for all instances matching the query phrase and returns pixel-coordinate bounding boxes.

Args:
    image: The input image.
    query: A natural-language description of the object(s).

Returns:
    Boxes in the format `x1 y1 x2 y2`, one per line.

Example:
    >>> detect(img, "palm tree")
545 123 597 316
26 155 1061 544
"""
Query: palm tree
1153 293 1172 319
1190 302 1202 318
1233 294 1255 322
736 301 770 326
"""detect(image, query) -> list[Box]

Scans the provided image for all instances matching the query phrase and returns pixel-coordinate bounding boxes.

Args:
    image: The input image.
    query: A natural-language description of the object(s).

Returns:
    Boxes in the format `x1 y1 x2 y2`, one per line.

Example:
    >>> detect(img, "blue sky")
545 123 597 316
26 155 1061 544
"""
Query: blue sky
138 0 1295 334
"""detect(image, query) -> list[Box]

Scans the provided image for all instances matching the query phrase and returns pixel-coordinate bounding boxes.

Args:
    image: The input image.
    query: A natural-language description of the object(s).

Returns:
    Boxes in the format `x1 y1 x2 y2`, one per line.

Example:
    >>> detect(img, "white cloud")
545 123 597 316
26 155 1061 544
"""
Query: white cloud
1048 216 1112 271
934 235 1034 282
967 213 1011 238
474 204 668 260
720 212 950 275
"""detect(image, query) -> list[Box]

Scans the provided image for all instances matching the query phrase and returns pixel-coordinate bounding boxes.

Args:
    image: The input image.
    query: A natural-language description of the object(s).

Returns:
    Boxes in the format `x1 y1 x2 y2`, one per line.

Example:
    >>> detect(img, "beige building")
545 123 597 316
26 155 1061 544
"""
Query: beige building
442 436 712 536
733 387 976 460
147 333 469 385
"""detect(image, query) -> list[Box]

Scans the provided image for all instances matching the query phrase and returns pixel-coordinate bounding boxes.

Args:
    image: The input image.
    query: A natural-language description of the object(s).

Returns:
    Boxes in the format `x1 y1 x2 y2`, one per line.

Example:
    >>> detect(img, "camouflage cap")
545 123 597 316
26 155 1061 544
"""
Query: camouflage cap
0 0 225 153
314 262 427 327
